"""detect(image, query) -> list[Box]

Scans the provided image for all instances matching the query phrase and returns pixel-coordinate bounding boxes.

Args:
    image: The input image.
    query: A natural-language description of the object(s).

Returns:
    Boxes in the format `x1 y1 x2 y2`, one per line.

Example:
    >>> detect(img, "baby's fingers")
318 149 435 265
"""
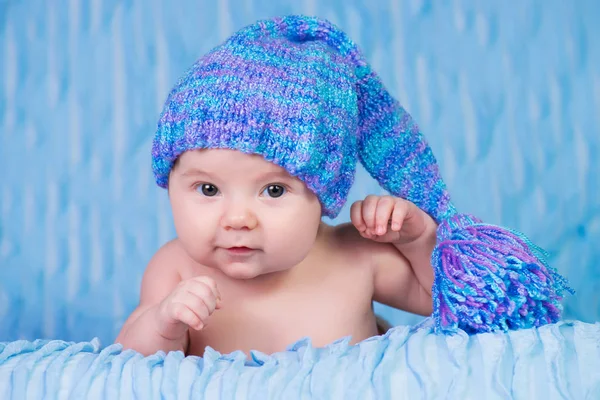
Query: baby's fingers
374 196 395 235
185 280 219 313
390 199 408 231
361 195 380 232
350 201 367 232
190 276 221 299
170 302 204 331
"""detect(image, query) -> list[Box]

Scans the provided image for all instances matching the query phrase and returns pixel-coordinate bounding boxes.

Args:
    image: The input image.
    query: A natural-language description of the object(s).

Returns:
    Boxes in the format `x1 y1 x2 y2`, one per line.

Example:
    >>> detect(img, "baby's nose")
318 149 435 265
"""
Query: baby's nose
220 206 258 231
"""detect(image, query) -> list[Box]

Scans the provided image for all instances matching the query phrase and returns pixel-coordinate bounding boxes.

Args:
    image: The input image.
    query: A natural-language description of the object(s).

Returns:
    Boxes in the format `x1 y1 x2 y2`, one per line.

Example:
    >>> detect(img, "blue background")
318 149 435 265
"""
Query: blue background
1 0 598 346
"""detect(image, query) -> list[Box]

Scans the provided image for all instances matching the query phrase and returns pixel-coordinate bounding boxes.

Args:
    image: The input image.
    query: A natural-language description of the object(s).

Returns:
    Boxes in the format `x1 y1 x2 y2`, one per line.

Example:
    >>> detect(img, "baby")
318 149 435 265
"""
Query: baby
116 15 571 357
116 148 436 356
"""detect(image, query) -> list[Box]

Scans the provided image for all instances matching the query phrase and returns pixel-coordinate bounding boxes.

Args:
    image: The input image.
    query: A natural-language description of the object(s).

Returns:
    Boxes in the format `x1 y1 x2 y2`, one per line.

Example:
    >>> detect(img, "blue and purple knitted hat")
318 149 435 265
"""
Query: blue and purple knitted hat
152 15 572 335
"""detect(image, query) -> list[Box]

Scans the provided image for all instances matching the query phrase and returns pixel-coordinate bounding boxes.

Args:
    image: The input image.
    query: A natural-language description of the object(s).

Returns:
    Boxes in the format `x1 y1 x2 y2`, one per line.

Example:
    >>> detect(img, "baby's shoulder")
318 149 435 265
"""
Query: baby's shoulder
146 238 194 277
153 238 188 260
137 238 194 302
325 223 390 263
328 223 366 246
328 223 382 260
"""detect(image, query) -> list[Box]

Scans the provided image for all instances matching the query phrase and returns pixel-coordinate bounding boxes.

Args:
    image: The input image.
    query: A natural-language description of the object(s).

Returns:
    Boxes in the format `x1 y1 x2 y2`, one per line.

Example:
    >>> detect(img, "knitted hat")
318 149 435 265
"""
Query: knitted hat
152 15 572 335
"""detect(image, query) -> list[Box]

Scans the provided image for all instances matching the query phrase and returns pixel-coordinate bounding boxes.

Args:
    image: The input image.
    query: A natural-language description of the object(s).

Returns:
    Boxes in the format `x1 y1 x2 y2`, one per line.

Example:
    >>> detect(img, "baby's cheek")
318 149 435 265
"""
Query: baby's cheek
180 237 214 267
264 224 316 267
175 216 216 259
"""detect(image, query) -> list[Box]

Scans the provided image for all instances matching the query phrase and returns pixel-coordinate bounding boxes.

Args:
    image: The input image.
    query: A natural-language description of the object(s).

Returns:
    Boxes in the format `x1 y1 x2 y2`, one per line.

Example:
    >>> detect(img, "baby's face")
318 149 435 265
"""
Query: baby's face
168 149 322 279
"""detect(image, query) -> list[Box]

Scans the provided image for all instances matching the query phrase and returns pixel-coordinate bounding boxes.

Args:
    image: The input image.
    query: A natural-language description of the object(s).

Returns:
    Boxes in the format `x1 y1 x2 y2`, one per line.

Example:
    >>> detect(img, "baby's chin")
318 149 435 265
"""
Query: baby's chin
219 264 263 280
210 258 269 280
217 260 293 281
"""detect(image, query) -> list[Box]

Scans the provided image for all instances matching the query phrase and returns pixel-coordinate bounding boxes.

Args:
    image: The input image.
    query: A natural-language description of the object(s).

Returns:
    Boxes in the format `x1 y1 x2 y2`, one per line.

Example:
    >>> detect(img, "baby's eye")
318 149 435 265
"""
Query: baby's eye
197 183 219 197
263 184 286 198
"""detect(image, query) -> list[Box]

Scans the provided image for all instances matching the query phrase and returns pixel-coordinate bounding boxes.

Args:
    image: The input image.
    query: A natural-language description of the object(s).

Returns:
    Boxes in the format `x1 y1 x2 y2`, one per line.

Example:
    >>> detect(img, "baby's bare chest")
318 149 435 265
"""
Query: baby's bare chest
187 263 377 356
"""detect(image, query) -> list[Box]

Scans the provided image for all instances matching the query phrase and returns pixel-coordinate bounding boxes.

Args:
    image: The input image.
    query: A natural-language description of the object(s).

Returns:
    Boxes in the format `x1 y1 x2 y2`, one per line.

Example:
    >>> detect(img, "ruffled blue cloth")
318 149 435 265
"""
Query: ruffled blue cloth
1 319 598 399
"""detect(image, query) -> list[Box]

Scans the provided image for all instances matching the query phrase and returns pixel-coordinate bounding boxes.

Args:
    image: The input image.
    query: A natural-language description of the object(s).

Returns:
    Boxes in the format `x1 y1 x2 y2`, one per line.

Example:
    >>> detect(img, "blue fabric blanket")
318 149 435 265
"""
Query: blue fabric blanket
1 319 598 399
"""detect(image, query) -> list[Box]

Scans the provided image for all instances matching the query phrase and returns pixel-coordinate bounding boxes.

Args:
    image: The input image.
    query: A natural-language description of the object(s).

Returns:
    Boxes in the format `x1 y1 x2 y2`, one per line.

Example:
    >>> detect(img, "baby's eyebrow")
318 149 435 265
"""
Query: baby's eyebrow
178 167 292 182
258 171 293 181
179 168 213 178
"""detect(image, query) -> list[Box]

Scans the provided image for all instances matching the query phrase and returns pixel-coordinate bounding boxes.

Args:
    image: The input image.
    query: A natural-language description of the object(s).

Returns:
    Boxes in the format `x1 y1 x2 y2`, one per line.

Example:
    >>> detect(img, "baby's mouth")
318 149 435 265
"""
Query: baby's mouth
224 246 256 255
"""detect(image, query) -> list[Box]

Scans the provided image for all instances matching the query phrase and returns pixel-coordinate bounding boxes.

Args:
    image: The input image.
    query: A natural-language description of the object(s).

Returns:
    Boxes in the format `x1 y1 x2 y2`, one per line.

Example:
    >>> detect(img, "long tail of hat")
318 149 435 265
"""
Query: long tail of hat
344 20 573 334
240 15 574 334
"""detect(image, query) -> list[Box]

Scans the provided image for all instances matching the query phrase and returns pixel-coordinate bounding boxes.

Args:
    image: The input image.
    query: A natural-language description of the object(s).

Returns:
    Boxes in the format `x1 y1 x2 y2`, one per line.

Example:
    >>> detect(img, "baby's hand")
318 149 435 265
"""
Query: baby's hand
154 276 222 341
351 195 430 245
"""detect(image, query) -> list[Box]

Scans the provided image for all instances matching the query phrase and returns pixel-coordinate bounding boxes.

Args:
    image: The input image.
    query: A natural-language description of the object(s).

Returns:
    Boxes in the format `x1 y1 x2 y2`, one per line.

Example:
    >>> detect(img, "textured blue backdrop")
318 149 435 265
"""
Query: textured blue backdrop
1 0 598 346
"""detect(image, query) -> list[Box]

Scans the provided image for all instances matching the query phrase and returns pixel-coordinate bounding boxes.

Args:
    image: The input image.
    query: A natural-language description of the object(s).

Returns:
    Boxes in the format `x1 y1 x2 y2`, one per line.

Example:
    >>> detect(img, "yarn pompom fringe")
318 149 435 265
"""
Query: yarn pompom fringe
431 214 574 335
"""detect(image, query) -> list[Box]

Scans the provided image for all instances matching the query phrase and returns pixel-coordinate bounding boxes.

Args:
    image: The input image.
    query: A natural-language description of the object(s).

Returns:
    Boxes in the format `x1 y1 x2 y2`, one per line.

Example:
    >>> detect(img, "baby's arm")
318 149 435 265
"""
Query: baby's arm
115 241 187 355
351 196 437 315
371 216 436 315
115 240 221 356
